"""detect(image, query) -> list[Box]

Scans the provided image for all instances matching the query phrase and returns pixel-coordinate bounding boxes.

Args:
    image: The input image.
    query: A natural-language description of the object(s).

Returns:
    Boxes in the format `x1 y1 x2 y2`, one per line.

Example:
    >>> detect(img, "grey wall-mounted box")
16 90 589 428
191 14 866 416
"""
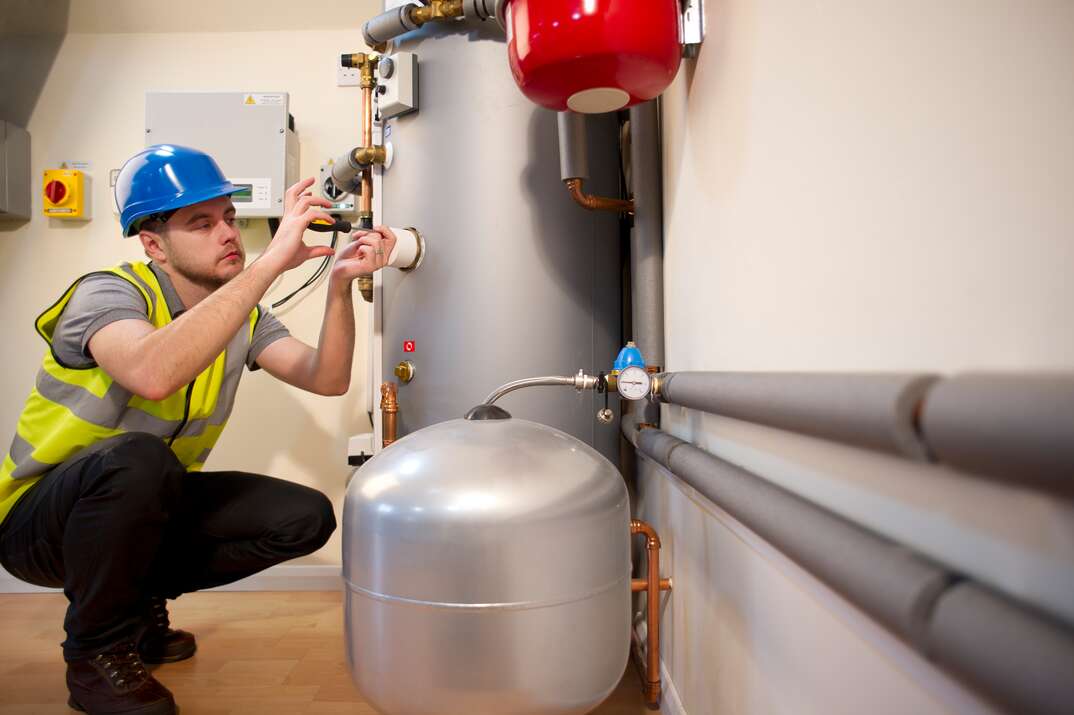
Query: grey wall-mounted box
0 121 32 221
145 92 299 218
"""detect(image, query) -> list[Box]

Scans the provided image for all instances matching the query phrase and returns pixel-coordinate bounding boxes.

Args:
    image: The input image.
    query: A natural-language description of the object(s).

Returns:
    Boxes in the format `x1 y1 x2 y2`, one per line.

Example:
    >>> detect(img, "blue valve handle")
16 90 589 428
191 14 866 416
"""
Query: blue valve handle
613 342 646 372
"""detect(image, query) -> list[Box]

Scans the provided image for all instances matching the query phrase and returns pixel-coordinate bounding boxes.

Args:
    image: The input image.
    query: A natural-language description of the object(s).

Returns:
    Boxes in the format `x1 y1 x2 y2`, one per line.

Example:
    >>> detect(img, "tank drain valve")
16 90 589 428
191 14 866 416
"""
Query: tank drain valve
394 360 415 384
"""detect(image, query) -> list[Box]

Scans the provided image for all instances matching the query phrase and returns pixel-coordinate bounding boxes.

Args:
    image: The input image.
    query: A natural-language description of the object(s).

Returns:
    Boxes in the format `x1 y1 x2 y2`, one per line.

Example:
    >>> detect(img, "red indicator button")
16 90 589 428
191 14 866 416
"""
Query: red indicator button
45 180 67 204
403 341 415 353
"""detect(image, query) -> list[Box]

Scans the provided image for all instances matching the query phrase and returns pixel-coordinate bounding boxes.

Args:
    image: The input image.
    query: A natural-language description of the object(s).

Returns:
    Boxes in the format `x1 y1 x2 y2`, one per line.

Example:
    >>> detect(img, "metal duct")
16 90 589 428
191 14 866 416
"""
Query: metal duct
657 372 937 460
920 374 1074 495
635 426 1074 715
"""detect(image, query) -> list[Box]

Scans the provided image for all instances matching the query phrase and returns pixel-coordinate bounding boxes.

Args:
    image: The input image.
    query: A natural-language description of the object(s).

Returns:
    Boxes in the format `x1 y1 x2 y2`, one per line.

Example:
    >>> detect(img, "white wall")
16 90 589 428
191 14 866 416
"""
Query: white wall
647 0 1074 713
0 17 381 565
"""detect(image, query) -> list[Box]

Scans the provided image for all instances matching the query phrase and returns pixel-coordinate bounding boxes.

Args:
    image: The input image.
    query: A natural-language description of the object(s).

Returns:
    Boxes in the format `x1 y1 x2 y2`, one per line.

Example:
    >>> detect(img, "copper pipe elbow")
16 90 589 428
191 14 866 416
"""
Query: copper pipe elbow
565 178 635 215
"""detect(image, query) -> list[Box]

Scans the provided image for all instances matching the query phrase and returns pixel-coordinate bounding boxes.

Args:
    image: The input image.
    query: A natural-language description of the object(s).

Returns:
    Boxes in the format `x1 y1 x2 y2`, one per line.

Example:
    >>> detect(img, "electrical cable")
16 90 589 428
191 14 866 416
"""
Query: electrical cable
271 229 338 309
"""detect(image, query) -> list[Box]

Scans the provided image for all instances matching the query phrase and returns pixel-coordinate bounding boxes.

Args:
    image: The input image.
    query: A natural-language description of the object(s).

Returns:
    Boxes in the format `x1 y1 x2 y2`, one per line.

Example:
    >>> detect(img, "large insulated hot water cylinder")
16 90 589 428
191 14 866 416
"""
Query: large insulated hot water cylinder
343 407 631 715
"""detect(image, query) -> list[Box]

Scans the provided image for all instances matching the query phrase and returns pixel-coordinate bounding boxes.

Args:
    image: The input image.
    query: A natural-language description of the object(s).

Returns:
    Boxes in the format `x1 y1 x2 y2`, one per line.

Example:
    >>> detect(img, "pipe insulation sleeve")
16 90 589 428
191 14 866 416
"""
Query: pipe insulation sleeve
929 583 1074 715
362 4 421 46
659 372 937 460
331 150 364 191
386 227 422 270
636 428 951 644
635 428 1074 715
464 0 504 26
629 100 664 428
920 374 1074 495
557 111 589 181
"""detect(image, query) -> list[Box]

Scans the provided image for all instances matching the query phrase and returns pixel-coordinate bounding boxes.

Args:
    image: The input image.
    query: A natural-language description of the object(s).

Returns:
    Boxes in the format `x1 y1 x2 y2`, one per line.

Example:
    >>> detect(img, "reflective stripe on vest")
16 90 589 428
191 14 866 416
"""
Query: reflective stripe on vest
0 262 259 525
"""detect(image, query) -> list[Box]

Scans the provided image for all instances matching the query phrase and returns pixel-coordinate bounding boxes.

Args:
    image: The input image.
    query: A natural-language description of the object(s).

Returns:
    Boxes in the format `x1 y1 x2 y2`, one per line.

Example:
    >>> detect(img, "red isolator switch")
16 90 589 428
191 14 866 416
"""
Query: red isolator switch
45 180 68 204
403 341 416 353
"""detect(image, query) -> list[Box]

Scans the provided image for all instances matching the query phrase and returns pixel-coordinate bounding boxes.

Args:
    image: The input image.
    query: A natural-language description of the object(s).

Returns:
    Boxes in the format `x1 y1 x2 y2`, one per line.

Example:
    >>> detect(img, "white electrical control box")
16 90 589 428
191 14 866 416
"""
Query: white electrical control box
377 53 418 120
144 92 299 218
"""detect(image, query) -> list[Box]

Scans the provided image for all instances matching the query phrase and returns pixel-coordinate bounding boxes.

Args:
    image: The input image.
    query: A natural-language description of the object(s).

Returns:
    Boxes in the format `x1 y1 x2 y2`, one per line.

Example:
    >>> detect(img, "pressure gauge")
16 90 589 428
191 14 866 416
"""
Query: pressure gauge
617 365 652 401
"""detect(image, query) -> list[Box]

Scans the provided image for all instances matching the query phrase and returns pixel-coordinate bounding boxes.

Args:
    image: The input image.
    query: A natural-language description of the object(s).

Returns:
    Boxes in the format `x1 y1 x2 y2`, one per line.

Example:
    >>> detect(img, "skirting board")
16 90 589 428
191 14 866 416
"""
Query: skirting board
660 660 687 715
633 623 687 715
0 565 343 594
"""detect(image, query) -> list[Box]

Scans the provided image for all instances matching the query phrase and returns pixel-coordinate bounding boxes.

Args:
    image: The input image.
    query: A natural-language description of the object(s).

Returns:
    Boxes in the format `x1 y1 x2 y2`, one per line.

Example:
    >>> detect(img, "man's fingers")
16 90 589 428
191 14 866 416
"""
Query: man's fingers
302 208 336 225
285 178 316 205
306 245 336 261
337 240 363 259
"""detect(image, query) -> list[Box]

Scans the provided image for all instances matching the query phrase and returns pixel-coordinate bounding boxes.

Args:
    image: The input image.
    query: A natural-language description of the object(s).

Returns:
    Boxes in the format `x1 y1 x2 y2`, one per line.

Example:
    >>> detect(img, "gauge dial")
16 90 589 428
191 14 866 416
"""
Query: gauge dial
617 365 652 401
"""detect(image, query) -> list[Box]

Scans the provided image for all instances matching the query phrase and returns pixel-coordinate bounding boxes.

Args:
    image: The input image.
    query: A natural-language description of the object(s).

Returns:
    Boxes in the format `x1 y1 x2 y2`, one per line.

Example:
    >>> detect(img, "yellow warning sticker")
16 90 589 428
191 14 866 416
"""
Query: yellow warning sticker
242 93 285 106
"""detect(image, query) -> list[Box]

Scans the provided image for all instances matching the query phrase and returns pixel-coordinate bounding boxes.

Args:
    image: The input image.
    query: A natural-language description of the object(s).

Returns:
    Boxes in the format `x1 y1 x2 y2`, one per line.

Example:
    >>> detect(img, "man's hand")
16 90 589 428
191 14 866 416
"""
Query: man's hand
255 228 396 396
260 178 337 275
330 226 399 287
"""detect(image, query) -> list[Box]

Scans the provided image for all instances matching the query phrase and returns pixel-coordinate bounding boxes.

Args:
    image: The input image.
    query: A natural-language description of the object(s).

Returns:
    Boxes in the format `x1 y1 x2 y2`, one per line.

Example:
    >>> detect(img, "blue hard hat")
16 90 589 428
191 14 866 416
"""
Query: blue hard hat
115 144 239 236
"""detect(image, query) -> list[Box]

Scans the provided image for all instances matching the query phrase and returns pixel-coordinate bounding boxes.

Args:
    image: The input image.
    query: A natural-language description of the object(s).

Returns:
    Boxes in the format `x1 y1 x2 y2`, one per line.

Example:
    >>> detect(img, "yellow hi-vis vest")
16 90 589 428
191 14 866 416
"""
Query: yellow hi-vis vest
0 261 260 526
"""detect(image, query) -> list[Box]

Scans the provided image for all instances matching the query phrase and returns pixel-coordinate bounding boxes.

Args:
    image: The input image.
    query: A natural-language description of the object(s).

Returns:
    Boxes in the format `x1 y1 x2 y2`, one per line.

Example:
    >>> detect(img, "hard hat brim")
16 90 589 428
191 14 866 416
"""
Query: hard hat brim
123 181 241 236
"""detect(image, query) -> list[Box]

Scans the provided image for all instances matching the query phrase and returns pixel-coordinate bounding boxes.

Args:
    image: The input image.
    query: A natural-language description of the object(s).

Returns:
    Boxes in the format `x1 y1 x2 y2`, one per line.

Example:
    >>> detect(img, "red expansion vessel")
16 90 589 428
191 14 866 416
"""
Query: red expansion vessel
504 0 682 113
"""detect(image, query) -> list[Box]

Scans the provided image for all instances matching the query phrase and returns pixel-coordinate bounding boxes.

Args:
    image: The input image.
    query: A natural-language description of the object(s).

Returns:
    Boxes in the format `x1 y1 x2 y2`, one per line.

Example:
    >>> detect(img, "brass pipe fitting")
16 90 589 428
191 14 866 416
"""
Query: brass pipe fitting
380 381 399 448
353 145 388 167
565 178 635 215
394 360 416 384
409 0 464 25
357 275 373 303
630 519 671 709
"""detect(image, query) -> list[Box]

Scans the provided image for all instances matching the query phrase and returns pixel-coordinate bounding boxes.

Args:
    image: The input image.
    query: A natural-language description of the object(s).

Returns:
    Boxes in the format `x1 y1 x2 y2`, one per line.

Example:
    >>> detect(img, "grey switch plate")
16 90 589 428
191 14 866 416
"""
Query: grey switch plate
0 121 32 221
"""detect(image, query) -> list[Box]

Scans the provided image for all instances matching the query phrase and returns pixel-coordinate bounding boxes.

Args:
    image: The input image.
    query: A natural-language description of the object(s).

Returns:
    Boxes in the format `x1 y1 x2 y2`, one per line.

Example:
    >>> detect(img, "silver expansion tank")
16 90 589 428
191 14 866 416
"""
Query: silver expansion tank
343 409 631 714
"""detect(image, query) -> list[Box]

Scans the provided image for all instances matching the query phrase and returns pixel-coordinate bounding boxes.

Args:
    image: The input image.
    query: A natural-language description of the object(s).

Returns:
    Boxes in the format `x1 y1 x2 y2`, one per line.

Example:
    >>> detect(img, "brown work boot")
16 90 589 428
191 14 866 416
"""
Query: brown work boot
138 597 196 664
66 641 176 714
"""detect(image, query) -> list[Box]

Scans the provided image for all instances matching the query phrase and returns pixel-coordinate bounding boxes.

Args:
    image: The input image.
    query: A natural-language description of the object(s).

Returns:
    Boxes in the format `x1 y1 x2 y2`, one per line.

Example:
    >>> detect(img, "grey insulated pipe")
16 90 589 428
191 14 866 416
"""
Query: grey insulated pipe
656 372 937 460
919 373 1074 495
557 111 589 181
634 427 1074 715
331 149 365 193
464 0 505 26
362 4 421 46
629 100 665 426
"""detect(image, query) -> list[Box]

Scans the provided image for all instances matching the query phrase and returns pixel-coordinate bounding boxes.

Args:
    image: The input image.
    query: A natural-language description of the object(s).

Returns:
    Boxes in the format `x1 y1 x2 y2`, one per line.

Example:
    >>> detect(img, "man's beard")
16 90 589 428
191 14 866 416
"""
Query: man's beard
171 255 234 291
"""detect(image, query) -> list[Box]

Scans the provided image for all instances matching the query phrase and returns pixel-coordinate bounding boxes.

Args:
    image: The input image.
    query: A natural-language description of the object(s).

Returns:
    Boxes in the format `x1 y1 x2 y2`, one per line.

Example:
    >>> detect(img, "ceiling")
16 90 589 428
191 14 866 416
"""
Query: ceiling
66 0 382 33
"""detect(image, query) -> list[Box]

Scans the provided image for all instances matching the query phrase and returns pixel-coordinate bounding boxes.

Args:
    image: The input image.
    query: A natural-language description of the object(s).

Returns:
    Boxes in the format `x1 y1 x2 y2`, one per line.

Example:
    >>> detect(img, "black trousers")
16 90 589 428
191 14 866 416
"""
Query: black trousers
0 432 336 660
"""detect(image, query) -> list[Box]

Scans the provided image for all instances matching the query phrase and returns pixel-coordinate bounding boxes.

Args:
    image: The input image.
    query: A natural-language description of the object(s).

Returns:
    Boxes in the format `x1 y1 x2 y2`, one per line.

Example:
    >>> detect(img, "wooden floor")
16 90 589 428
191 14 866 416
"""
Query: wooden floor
0 592 653 715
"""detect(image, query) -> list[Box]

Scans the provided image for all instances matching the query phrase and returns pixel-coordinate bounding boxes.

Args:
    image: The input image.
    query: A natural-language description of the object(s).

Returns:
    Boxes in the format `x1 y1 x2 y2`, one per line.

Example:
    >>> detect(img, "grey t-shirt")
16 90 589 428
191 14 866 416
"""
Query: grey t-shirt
52 268 290 370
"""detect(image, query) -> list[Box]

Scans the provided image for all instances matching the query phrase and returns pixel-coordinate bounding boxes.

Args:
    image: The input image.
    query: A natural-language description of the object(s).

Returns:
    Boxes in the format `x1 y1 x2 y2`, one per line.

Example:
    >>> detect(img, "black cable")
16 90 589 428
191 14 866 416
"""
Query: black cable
271 228 339 309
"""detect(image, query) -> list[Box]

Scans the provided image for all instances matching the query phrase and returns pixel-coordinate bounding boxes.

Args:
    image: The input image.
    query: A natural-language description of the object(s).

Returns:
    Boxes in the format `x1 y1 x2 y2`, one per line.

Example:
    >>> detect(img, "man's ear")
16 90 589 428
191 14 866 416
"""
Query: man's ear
138 230 168 263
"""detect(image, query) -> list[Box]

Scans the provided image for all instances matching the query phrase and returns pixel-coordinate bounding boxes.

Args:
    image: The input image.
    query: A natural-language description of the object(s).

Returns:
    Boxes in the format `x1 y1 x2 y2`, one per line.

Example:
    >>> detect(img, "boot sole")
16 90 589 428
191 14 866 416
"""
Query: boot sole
68 694 178 714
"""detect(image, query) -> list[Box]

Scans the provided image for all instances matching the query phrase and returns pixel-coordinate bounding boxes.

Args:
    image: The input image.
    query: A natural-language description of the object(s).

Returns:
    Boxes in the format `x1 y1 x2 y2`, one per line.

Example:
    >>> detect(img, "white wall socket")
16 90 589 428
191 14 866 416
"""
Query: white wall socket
337 62 360 87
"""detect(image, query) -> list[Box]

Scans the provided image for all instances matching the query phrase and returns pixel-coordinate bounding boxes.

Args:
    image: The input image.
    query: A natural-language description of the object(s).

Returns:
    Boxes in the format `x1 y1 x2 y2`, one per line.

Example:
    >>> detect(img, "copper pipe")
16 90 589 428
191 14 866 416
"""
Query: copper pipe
630 519 670 708
632 578 672 592
380 382 399 447
359 83 374 223
565 178 635 215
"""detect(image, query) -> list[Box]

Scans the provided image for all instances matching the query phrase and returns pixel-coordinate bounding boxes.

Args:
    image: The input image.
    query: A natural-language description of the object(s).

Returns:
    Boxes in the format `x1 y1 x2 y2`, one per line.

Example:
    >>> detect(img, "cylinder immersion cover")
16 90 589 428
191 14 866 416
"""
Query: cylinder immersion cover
343 417 631 714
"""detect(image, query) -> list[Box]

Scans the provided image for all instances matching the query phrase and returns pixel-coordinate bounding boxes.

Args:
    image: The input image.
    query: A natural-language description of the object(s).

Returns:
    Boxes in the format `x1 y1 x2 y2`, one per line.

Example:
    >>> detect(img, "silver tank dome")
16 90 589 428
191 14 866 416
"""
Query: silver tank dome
343 411 631 715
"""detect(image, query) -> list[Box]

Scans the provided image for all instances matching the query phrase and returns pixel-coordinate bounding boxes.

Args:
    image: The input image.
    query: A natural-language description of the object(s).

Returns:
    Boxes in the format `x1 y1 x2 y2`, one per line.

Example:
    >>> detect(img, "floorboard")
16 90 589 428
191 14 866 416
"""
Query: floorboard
0 592 652 714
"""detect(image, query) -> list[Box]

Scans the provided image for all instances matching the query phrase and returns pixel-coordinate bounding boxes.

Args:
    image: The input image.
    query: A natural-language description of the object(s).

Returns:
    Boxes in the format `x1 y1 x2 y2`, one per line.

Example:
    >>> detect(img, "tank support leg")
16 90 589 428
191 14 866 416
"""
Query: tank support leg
630 519 672 709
